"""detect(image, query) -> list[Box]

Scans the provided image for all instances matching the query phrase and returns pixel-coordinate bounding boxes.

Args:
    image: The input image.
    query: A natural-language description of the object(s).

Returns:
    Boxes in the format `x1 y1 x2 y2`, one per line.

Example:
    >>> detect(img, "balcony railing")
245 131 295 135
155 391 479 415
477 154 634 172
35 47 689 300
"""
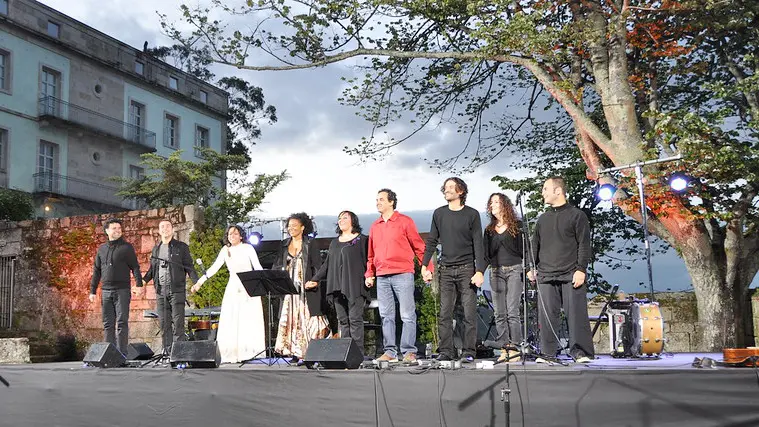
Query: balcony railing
38 96 156 151
33 172 135 208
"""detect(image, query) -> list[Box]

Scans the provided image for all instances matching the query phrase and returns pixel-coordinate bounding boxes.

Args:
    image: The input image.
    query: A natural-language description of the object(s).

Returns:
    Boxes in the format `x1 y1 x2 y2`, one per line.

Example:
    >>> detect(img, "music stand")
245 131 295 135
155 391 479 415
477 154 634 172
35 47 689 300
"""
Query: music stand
236 270 298 366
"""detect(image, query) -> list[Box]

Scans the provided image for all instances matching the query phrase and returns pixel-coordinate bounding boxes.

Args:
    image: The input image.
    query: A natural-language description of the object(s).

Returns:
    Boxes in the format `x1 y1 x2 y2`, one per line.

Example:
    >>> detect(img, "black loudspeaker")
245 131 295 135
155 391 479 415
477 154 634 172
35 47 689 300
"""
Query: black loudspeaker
125 342 154 360
304 338 363 369
169 340 220 368
83 342 126 368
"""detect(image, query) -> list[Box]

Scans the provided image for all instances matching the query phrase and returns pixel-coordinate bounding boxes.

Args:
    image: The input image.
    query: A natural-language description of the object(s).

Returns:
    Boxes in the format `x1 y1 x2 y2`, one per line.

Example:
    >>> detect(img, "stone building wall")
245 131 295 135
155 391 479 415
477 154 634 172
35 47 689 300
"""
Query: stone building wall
0 205 202 360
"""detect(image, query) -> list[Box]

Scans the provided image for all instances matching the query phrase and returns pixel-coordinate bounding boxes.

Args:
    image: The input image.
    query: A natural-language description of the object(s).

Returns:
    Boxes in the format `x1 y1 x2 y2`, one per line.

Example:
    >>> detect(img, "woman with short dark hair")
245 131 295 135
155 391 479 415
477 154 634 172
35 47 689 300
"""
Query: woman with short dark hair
306 211 369 356
273 213 329 360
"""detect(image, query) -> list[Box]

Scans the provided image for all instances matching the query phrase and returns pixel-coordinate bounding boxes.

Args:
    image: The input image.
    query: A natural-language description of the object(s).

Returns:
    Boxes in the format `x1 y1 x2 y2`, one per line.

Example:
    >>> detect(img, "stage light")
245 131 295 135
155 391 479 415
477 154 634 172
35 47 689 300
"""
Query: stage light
597 184 617 201
248 232 263 246
668 173 688 192
308 231 318 239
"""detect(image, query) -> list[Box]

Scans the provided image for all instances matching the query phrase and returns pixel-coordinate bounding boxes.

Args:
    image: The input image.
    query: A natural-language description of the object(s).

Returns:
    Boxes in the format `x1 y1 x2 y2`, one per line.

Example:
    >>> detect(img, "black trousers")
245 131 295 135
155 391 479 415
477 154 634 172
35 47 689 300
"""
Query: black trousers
537 280 595 359
438 264 477 359
330 293 366 356
101 288 131 354
156 290 187 351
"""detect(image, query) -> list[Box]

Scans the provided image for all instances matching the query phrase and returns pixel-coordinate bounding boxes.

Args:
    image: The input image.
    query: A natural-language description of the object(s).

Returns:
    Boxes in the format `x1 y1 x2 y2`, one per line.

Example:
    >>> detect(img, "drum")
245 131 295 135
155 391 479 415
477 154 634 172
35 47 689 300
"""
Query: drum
629 302 664 356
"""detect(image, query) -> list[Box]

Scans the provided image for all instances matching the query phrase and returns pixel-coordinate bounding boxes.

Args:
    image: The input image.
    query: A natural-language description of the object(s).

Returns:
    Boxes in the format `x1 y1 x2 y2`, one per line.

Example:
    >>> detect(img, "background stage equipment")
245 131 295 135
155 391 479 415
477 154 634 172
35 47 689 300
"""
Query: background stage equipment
125 342 154 360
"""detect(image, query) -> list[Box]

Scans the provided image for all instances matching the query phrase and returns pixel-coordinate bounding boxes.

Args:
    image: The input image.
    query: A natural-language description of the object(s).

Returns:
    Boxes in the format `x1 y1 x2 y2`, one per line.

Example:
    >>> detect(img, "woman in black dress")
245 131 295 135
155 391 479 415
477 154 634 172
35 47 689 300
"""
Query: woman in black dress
306 211 369 356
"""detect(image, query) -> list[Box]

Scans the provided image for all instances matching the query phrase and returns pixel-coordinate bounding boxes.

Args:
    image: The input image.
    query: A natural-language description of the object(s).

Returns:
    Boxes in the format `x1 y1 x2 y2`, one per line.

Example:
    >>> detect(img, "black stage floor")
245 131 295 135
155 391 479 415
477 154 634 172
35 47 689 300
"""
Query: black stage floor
1 353 758 427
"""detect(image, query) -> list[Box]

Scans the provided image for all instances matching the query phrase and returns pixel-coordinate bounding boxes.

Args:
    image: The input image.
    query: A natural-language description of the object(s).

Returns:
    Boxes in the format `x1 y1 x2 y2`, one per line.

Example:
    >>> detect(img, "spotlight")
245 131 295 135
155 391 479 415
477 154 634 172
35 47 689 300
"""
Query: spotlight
248 232 263 246
597 184 617 201
668 173 689 192
307 232 318 239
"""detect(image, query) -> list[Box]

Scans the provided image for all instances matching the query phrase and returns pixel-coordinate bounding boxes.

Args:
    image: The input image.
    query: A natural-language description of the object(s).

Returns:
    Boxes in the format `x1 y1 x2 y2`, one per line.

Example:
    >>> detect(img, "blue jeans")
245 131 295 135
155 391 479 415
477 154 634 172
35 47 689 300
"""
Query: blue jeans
376 273 417 357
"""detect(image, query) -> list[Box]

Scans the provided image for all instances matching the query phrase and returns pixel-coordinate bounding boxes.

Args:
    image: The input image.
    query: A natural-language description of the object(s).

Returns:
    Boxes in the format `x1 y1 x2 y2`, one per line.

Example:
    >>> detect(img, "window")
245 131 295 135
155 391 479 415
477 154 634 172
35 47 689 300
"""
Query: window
199 90 208 104
134 61 144 75
0 0 8 16
129 165 144 179
128 100 145 142
40 67 60 115
47 21 60 38
194 125 209 157
0 128 7 172
163 113 179 148
168 76 178 90
37 141 58 192
0 50 9 92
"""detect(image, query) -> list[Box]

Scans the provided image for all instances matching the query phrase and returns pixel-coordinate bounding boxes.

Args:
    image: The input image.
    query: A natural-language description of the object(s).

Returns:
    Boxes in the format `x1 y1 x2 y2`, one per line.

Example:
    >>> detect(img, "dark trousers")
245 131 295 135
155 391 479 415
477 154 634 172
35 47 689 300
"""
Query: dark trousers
438 264 477 358
102 288 131 354
537 280 595 359
330 294 366 356
156 290 187 351
490 265 523 348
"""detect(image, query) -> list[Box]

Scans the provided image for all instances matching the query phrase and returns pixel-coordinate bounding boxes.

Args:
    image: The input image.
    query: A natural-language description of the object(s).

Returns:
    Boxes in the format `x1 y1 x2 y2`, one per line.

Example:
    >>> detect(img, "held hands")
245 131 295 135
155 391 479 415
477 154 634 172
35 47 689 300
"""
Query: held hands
365 277 375 288
133 286 143 297
470 271 484 288
572 271 586 288
421 266 433 283
526 270 535 282
304 281 319 290
88 294 96 303
191 276 207 293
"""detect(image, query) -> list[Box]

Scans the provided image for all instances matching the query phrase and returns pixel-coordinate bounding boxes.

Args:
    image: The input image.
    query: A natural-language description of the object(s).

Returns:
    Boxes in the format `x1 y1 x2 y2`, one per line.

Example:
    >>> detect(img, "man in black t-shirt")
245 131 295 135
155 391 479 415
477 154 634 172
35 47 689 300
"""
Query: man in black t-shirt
422 177 485 362
527 177 594 363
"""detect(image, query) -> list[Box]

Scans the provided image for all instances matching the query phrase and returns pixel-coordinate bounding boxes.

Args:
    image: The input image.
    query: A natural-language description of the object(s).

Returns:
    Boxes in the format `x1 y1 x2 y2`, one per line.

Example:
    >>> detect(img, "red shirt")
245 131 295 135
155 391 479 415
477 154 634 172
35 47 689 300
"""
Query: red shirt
365 211 432 277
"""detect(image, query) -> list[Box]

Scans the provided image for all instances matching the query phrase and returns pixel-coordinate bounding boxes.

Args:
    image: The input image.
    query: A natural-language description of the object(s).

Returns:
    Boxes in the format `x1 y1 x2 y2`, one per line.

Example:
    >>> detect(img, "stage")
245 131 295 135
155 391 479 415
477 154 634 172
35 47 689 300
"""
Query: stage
1 353 757 427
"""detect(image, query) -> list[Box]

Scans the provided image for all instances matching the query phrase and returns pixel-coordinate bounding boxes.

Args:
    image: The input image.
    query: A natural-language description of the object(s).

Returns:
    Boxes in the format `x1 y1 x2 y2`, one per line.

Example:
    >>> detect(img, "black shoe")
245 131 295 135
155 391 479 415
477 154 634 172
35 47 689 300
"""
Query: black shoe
436 354 453 361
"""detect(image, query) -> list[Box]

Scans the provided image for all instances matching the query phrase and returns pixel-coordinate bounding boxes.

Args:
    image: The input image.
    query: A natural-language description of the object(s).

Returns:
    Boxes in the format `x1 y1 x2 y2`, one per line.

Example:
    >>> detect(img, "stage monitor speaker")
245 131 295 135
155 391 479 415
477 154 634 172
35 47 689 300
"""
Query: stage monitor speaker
304 338 363 369
83 342 126 368
169 340 220 368
125 342 154 360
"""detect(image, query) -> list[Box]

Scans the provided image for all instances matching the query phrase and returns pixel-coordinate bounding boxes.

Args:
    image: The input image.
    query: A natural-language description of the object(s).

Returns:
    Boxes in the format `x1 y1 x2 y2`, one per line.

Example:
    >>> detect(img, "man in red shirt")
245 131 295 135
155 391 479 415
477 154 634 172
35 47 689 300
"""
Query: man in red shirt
366 188 430 364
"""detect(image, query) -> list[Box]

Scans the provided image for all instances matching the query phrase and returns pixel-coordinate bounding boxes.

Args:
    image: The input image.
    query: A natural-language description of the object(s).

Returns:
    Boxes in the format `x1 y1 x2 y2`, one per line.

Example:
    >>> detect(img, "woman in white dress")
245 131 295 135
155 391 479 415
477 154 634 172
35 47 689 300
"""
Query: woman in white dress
191 225 265 363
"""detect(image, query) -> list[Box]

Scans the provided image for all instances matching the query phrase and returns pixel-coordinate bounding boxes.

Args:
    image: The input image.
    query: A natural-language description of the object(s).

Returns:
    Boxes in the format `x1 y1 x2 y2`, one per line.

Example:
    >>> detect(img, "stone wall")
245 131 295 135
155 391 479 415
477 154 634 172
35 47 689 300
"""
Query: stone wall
589 290 758 354
0 205 202 360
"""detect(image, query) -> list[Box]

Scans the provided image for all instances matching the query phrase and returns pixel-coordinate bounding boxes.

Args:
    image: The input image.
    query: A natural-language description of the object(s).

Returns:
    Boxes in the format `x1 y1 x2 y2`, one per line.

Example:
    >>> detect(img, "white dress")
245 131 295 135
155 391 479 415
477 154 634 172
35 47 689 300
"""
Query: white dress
204 243 265 363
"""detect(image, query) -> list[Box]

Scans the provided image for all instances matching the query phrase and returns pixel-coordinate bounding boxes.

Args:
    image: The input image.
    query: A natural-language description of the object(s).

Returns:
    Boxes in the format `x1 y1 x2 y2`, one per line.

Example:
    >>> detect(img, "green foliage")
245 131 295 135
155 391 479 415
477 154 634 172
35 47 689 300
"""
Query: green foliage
205 170 289 229
188 228 227 307
415 275 439 348
0 188 34 221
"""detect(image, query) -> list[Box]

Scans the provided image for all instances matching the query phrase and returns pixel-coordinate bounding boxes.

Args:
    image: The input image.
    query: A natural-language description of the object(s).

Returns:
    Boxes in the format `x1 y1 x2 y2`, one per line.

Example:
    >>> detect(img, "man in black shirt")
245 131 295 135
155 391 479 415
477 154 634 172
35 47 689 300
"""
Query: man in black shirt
143 219 199 352
422 177 485 362
90 218 142 355
527 177 594 363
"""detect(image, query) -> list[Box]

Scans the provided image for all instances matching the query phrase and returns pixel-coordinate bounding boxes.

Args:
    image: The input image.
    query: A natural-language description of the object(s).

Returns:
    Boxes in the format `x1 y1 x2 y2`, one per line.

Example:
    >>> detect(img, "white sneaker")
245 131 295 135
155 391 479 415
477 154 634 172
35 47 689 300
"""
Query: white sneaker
576 356 592 364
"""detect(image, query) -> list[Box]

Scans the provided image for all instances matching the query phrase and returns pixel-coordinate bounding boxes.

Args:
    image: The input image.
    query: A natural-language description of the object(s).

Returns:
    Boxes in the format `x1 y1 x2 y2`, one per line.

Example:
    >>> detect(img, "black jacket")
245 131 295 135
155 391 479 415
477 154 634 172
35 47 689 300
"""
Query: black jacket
90 237 142 294
144 238 199 295
272 236 327 316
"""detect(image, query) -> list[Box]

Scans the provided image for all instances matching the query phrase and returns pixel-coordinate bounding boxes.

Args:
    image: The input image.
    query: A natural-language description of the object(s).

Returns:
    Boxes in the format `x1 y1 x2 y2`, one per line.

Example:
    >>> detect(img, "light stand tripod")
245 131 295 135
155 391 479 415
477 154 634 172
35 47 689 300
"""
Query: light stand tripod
237 269 298 367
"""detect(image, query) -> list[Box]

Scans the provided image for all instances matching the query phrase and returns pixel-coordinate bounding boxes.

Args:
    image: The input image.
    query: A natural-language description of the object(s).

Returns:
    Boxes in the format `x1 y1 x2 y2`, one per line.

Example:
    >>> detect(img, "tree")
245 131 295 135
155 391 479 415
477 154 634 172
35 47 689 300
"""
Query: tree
113 149 288 227
164 0 759 349
0 188 35 221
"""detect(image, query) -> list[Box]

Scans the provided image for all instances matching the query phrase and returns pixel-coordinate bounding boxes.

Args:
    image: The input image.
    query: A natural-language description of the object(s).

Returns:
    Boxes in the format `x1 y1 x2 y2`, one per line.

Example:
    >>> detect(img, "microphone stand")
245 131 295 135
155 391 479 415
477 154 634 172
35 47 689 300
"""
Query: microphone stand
516 192 539 364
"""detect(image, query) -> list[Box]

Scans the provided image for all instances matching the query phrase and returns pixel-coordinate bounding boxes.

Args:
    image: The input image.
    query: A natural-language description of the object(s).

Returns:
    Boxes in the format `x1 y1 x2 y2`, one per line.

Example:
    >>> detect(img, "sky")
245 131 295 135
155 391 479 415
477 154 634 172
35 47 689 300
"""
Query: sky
37 0 756 293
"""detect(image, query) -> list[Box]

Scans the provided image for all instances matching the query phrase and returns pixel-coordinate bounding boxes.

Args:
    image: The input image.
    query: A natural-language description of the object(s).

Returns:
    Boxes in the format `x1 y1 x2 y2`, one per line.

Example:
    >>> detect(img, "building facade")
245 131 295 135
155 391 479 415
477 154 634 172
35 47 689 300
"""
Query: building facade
0 0 228 217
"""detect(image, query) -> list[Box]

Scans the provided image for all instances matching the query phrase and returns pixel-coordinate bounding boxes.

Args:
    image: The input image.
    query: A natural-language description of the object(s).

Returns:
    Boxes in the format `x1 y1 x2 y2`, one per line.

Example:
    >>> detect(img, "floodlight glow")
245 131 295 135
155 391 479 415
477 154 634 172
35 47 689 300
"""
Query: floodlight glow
597 184 617 201
668 173 688 192
248 232 263 246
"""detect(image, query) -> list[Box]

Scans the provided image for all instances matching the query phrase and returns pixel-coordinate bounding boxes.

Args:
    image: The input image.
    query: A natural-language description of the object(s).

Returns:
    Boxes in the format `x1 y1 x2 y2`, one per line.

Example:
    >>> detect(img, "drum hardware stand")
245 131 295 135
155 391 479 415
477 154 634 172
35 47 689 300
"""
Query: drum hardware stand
515 191 542 364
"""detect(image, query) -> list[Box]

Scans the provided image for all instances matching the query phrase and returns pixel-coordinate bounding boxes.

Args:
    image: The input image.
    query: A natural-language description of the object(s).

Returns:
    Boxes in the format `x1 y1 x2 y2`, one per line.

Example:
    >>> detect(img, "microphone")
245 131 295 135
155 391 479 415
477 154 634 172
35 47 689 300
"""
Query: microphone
196 258 207 276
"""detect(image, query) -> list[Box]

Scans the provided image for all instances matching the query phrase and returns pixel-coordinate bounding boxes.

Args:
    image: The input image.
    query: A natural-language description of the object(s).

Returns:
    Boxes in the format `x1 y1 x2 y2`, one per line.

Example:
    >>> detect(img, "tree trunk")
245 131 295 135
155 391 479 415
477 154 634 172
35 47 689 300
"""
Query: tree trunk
680 246 740 350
